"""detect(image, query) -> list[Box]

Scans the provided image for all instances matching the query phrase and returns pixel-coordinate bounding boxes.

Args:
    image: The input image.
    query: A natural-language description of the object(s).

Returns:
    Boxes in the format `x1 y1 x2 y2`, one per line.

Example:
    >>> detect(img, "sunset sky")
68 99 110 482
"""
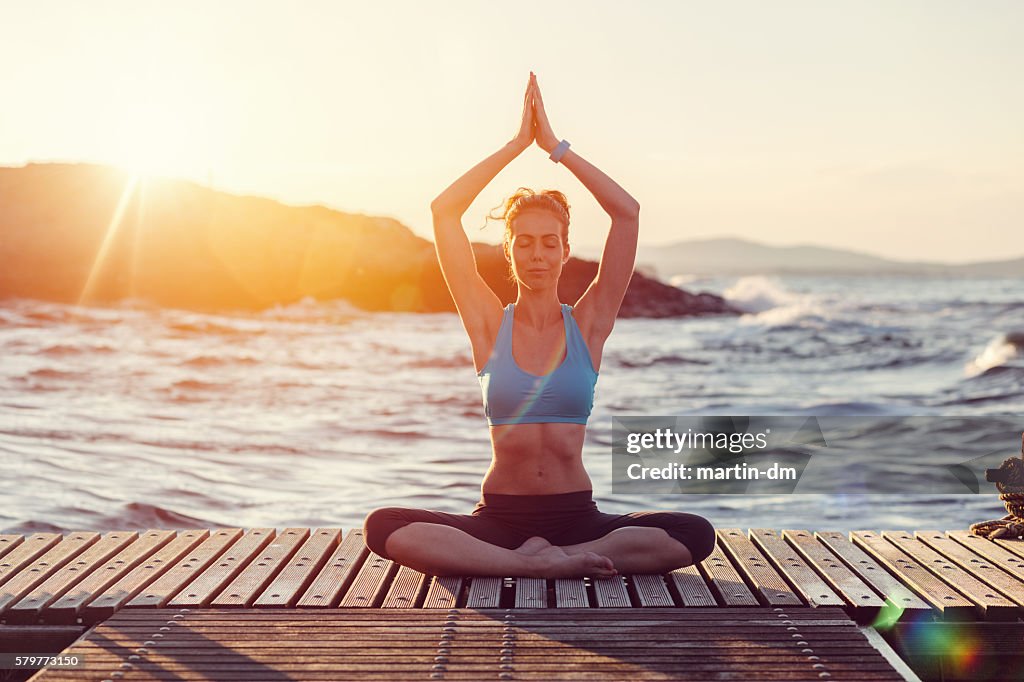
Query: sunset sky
2 1 1021 263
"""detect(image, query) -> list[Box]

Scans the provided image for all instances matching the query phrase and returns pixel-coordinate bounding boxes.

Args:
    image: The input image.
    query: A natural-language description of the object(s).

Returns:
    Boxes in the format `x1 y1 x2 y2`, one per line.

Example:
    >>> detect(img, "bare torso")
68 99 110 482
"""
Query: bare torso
472 304 607 495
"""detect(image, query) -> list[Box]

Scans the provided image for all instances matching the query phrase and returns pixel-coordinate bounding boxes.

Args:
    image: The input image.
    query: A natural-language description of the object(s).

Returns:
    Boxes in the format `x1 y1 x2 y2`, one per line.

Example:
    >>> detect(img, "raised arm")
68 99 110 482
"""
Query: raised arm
430 74 536 364
532 77 640 340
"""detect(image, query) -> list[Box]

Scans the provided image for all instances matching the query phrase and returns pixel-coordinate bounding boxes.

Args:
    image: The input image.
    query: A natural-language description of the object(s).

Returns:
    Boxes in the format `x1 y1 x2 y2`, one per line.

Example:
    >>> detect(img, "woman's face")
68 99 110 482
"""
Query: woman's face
507 209 569 289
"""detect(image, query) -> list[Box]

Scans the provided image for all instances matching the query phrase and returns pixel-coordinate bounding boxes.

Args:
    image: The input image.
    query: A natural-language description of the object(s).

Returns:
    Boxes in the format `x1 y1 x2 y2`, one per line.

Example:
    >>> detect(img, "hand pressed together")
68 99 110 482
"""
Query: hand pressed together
511 72 537 151
511 72 559 154
531 73 560 154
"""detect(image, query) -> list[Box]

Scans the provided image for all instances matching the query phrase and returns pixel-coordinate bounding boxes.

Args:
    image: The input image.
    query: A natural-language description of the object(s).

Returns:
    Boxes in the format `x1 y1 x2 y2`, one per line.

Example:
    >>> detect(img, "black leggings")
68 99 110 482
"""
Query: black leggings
363 490 716 565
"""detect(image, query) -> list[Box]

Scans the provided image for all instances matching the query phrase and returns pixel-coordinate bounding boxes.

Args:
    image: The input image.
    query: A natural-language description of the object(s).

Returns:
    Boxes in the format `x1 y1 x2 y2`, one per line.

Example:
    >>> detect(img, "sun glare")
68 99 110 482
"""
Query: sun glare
78 175 140 306
109 105 197 179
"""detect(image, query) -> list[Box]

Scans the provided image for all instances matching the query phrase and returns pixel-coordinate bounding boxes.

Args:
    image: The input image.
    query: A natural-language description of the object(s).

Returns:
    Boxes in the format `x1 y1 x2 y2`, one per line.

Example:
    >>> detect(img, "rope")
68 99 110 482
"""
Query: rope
969 434 1024 540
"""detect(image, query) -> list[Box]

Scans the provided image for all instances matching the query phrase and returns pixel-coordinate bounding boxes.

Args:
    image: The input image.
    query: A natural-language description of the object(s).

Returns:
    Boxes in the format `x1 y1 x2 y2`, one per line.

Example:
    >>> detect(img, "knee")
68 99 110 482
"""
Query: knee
662 513 717 565
362 507 412 560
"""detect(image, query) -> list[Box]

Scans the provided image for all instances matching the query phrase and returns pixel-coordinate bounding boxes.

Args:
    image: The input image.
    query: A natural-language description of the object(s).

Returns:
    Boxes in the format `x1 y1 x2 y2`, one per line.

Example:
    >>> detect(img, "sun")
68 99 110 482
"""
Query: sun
109 113 192 179
107 96 207 180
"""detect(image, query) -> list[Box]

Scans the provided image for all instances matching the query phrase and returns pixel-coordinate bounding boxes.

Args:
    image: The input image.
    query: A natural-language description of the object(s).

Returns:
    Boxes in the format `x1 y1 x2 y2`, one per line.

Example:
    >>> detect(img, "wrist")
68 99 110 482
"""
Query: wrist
548 139 571 163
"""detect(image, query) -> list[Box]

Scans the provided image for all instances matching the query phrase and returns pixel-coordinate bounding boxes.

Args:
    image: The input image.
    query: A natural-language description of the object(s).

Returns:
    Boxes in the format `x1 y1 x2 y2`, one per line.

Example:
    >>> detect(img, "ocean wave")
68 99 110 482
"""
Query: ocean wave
723 276 834 328
724 276 802 313
258 297 366 324
787 402 911 416
2 519 66 533
38 343 115 357
617 354 710 369
169 378 225 391
115 502 213 529
181 354 260 369
404 355 474 369
165 319 262 336
965 331 1024 377
966 364 1024 381
26 367 87 381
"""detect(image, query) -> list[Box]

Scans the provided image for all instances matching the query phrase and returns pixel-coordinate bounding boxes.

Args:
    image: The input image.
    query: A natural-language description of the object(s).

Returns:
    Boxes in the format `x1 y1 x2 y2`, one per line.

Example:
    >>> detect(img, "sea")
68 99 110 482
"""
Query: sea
2 274 1023 536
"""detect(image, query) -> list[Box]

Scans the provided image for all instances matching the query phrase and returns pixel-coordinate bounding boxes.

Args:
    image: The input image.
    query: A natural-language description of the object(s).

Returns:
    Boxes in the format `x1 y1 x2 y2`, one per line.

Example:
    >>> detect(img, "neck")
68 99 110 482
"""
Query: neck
513 289 562 330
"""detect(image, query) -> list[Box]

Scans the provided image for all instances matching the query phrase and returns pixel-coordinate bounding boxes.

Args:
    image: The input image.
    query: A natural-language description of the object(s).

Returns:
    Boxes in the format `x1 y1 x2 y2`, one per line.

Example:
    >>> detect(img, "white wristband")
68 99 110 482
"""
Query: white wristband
549 139 571 163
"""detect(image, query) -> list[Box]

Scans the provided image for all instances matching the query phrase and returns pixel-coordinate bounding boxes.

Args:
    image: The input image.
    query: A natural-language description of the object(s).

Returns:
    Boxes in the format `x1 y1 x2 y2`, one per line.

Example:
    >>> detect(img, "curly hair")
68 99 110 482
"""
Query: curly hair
485 189 571 281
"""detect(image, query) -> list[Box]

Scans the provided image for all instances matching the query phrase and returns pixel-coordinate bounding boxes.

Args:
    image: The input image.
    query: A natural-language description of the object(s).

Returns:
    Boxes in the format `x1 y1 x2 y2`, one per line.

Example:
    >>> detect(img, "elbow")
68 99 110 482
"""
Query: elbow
429 198 448 216
430 197 463 218
612 199 640 222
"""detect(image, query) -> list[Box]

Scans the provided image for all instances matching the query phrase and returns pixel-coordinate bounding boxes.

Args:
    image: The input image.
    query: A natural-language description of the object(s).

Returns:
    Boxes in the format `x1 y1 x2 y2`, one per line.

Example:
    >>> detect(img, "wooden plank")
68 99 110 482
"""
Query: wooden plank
947 530 1024 577
850 530 975 620
630 574 674 607
593 576 631 607
94 605 853 620
6 530 138 623
43 530 174 624
465 577 502 608
716 528 802 606
514 577 548 608
125 528 241 608
33 608 906 682
815 530 933 621
380 564 426 608
698 542 759 606
0 624 83 659
0 534 24 561
0 533 63 589
254 527 340 608
212 528 308 607
296 529 365 608
917 530 1024 606
168 528 276 607
80 530 208 623
32 667 905 675
882 530 1018 620
0 532 97 615
782 529 886 622
666 565 717 606
993 535 1024 563
749 529 844 609
554 578 589 607
339 551 396 607
422 575 462 608
38 663 901 677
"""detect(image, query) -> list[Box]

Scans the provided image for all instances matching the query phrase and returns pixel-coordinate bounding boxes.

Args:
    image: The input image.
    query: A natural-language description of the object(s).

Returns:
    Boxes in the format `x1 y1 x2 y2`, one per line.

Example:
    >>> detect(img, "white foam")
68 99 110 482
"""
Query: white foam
724 276 799 313
965 333 1021 377
669 274 699 287
724 276 828 326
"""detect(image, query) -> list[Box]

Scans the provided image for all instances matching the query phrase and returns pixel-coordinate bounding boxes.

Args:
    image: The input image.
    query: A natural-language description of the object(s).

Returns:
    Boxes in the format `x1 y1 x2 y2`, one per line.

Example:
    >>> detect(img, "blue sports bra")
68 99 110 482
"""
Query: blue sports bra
477 303 599 426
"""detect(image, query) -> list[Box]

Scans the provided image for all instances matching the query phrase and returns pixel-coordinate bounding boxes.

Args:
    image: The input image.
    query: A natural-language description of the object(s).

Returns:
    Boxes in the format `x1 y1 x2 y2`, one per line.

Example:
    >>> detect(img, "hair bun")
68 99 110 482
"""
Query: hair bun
488 187 571 226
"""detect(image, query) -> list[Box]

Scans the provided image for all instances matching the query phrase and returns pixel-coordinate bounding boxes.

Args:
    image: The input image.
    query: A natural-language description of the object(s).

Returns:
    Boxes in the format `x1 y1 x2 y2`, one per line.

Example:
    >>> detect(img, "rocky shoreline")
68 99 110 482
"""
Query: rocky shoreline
0 163 737 318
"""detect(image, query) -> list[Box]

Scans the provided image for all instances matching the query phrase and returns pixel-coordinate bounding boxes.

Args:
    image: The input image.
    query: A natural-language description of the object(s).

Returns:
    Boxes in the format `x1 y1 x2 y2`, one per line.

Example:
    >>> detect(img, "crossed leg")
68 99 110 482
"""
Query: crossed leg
364 506 714 578
382 522 618 578
557 510 716 574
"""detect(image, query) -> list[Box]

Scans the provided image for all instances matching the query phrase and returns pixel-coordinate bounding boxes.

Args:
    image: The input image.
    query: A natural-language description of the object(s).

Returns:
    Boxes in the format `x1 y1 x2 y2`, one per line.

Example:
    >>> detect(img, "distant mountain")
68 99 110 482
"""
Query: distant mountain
636 237 1023 278
0 163 737 317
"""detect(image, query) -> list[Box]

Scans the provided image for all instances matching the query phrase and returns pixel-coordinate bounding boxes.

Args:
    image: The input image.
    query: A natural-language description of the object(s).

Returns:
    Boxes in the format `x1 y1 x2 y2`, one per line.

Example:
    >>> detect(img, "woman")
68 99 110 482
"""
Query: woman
364 73 715 578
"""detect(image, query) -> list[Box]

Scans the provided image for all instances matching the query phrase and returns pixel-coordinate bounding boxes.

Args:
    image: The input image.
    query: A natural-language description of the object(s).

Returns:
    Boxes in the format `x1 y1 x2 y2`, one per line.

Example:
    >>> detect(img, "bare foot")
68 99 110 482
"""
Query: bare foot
514 536 553 555
529 545 618 579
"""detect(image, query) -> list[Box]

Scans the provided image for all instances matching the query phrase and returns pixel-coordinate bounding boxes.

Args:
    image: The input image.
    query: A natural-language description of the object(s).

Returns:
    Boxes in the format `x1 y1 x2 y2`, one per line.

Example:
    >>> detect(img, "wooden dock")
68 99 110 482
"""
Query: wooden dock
2 526 1023 680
